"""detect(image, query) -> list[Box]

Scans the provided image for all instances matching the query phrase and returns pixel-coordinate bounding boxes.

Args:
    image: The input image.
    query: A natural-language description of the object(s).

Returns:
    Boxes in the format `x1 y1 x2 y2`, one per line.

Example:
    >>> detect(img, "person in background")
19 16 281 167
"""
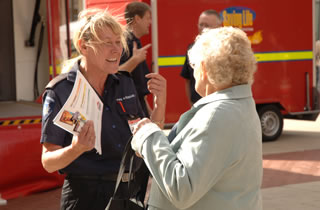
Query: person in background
131 27 263 210
119 1 154 118
40 8 166 210
180 9 222 105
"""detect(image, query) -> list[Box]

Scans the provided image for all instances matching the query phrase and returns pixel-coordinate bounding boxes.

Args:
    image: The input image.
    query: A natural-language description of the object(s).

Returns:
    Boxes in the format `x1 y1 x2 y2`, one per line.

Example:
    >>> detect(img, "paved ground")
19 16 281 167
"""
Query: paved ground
1 117 320 210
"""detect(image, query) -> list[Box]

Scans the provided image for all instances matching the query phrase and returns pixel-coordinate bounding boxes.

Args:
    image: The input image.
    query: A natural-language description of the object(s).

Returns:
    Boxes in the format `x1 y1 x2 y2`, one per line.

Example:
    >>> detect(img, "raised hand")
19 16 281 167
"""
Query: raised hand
132 41 151 64
146 73 167 108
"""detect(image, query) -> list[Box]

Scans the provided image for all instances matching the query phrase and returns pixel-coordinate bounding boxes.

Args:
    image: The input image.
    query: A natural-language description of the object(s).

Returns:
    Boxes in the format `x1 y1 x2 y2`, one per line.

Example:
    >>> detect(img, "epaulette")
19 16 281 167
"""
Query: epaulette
45 73 68 89
117 70 131 77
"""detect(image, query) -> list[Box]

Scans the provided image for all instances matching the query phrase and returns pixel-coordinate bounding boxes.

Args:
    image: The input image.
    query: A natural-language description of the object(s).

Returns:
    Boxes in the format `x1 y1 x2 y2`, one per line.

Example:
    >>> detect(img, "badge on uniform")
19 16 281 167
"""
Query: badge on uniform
127 117 141 133
43 96 55 120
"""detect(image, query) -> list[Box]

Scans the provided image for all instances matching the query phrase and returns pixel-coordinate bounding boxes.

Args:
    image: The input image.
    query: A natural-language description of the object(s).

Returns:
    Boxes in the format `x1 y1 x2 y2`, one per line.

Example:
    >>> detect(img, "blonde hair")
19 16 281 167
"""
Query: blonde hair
188 26 257 88
62 8 127 73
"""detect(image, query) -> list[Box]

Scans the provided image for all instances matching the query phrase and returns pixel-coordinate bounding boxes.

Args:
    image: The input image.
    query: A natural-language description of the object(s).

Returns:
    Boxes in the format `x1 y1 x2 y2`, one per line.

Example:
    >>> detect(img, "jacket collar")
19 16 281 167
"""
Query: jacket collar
193 84 253 109
66 60 120 84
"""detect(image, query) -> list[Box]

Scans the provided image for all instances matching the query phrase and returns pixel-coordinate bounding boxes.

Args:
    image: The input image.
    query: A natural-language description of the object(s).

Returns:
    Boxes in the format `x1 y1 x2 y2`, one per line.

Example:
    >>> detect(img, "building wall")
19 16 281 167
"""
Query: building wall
13 0 49 101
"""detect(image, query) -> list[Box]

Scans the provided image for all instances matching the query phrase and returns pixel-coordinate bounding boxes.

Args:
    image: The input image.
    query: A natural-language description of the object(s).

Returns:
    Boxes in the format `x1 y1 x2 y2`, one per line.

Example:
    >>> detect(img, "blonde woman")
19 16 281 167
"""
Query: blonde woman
132 27 262 210
40 8 166 210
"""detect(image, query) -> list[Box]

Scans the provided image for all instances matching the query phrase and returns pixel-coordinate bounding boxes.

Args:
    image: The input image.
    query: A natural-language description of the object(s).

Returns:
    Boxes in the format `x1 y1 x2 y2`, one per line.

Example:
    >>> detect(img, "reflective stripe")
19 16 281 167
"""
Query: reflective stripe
255 51 313 62
158 56 186 67
158 51 313 67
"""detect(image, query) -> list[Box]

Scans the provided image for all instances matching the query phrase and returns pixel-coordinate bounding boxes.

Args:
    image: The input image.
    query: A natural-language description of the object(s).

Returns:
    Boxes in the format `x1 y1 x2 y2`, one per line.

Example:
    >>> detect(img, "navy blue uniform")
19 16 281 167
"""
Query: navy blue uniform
180 43 202 104
41 62 148 210
119 32 150 117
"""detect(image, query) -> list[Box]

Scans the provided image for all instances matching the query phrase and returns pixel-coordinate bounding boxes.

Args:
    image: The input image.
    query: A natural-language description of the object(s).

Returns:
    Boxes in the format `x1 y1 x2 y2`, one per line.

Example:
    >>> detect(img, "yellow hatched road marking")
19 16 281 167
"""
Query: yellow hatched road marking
23 119 32 124
12 120 21 125
2 121 10 126
33 119 41 123
0 118 42 126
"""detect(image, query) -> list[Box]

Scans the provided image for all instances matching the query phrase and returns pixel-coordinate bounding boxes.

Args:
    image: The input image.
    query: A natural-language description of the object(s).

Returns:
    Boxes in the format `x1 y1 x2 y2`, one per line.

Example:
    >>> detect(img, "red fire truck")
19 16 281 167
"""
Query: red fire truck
84 0 320 142
0 0 319 201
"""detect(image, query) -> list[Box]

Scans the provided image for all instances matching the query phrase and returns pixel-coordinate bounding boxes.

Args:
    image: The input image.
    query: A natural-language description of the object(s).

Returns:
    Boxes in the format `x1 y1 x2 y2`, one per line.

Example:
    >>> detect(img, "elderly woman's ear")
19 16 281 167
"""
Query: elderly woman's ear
200 61 208 81
194 61 208 83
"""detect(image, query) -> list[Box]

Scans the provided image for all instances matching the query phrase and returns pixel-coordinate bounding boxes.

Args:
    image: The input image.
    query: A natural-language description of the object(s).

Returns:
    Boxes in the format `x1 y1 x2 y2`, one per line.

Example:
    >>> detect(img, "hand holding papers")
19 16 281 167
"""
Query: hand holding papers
53 71 103 154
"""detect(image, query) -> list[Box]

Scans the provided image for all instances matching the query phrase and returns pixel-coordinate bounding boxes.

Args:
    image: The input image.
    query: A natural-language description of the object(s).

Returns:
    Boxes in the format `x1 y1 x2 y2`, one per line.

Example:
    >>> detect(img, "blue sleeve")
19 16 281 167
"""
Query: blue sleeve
180 53 193 80
40 89 69 146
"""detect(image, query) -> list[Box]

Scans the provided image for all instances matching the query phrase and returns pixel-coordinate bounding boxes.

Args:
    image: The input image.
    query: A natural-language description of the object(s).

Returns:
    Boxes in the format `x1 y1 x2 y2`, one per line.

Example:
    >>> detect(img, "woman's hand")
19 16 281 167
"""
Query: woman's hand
132 118 153 158
71 120 96 153
132 42 151 64
146 73 167 109
133 118 152 135
41 120 96 173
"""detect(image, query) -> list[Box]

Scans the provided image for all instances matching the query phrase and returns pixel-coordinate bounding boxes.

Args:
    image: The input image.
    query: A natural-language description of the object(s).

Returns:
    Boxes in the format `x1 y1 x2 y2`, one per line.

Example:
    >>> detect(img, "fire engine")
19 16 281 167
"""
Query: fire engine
0 0 319 201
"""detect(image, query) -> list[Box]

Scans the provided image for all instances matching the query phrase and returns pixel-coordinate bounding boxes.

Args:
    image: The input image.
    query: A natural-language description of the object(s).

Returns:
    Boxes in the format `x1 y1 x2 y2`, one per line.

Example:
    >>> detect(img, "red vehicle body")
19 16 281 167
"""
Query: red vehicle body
85 0 320 141
1 0 319 201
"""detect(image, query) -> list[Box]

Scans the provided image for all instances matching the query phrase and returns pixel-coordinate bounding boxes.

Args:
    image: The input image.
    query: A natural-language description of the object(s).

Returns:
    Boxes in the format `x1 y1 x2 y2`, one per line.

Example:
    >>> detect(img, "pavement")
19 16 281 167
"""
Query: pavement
1 117 320 210
261 116 320 210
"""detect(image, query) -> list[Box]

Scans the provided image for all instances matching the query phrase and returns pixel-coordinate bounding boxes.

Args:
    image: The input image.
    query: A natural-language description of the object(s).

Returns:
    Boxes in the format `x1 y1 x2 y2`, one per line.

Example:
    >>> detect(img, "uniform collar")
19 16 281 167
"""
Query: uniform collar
66 60 120 84
66 61 79 82
128 31 140 43
193 84 253 108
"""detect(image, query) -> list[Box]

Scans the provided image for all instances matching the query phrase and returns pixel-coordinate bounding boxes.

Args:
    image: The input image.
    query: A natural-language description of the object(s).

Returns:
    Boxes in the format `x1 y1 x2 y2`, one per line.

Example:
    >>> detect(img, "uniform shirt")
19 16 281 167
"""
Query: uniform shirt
119 32 150 117
132 85 263 210
180 43 201 104
40 62 145 175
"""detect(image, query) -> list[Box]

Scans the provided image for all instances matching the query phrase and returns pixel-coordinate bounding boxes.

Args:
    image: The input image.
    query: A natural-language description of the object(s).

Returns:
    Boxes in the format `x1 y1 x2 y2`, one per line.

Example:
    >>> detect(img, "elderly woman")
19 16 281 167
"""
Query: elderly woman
40 8 166 210
131 27 262 210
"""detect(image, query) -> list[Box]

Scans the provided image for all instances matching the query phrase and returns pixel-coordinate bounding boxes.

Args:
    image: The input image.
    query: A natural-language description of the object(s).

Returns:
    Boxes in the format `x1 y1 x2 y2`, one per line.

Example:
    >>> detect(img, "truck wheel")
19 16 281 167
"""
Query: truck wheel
257 105 283 141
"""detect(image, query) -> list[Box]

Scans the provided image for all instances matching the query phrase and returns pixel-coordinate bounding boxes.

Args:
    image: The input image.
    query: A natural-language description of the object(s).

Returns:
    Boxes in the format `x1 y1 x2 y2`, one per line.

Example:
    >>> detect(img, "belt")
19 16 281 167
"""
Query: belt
66 173 133 182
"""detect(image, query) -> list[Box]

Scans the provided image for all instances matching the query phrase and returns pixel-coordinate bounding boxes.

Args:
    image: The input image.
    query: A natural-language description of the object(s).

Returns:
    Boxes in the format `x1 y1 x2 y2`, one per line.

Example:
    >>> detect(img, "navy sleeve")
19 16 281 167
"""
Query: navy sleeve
180 43 194 80
180 53 193 80
40 89 68 146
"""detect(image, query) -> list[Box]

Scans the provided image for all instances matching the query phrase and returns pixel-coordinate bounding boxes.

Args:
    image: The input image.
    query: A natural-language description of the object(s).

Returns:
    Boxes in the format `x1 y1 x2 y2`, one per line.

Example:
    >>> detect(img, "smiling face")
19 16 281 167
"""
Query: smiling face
84 26 123 75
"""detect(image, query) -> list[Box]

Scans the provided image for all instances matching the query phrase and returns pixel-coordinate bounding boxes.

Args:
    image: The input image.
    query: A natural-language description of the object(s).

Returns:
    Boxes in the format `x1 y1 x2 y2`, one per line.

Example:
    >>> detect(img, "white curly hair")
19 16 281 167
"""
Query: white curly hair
188 26 257 88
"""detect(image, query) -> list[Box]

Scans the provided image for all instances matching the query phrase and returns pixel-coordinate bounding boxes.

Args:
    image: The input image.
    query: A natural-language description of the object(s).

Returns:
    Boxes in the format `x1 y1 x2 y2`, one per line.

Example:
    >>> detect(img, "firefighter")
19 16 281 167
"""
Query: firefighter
40 8 166 210
119 2 154 119
180 9 222 106
131 27 262 210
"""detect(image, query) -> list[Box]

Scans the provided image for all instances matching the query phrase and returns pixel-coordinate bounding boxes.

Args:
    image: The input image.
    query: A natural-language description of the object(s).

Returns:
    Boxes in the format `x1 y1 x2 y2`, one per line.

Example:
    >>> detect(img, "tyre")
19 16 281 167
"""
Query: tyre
257 105 283 141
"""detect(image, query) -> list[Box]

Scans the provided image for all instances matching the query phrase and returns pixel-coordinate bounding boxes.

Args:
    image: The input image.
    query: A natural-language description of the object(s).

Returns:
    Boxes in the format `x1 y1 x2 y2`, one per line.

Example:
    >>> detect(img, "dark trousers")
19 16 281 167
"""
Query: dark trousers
60 177 130 210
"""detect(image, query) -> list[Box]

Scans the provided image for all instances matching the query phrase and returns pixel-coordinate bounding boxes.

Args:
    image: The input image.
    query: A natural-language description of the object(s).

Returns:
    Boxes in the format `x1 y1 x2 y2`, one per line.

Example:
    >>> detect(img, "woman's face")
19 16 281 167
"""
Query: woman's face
86 27 123 75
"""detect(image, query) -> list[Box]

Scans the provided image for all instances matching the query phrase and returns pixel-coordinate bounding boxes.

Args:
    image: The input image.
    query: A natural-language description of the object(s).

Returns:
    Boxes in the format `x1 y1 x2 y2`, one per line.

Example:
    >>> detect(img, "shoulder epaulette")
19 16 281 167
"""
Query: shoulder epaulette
45 73 68 89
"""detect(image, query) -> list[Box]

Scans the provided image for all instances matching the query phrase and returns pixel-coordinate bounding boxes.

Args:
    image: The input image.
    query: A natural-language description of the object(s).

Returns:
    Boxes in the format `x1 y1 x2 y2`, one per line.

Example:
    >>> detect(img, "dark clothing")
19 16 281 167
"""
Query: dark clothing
60 175 141 210
180 43 202 103
119 32 150 117
41 61 149 210
60 178 121 210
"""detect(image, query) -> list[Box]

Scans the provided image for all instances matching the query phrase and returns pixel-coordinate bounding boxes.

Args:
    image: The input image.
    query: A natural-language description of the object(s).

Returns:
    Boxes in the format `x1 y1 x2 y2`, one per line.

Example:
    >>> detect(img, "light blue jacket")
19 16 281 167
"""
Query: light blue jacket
132 85 263 210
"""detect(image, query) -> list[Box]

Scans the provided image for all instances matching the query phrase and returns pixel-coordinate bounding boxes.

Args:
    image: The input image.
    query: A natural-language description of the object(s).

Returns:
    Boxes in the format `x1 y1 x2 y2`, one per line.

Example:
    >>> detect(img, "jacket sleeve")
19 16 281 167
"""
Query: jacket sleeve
133 104 239 209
